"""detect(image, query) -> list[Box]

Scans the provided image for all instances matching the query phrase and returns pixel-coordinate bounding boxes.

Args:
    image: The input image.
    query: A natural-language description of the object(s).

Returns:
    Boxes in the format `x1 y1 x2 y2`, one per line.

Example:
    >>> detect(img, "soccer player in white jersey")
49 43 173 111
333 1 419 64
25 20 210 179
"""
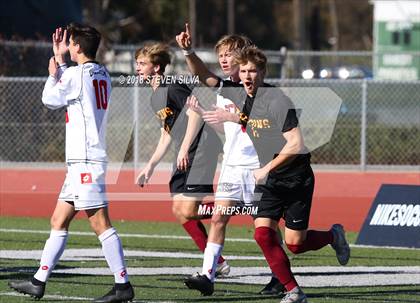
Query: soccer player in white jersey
8 23 134 303
176 26 285 296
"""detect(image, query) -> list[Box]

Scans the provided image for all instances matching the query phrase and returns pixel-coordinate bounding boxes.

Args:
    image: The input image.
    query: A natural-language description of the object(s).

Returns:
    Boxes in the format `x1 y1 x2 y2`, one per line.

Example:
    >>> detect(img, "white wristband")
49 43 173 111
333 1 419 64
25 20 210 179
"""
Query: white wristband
182 48 194 56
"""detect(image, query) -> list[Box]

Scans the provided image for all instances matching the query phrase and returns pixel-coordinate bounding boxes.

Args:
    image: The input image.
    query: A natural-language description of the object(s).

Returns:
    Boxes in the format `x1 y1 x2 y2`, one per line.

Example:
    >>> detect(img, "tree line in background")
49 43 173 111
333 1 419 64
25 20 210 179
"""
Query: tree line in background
83 0 373 51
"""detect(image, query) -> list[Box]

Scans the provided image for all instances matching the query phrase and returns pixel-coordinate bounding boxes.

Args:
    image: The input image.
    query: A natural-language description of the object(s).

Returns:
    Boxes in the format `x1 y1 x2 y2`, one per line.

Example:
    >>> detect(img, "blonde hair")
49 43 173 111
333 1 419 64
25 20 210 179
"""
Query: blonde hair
234 46 267 72
214 35 253 54
135 43 171 73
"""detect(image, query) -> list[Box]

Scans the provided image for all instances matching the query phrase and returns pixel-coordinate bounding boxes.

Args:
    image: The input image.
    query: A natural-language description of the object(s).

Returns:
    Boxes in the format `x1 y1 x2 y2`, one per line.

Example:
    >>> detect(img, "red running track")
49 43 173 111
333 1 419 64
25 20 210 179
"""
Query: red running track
1 168 418 232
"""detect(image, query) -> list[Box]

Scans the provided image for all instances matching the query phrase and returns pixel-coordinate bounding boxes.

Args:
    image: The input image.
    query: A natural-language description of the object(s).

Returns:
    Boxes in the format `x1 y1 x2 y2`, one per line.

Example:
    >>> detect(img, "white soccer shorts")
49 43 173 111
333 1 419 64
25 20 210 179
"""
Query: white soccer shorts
58 162 108 210
215 165 256 207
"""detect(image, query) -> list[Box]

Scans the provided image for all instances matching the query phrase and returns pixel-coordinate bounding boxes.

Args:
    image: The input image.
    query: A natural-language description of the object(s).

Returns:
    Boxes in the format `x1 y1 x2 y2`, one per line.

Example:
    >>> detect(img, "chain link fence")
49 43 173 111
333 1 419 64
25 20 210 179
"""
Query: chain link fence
3 40 420 79
1 76 419 169
1 40 419 169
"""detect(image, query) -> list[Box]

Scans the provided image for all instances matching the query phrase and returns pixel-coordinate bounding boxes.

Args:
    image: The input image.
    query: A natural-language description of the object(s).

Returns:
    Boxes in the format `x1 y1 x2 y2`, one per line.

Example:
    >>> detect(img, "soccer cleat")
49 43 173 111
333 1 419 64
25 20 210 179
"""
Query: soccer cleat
8 280 45 300
93 282 134 303
215 260 231 278
331 224 351 265
184 273 214 296
280 286 308 303
259 276 286 295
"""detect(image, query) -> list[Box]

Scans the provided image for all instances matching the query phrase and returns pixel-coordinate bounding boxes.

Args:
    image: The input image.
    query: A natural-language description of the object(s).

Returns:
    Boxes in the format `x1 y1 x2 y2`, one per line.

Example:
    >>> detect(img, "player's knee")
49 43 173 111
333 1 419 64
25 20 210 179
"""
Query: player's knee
172 203 181 217
50 215 68 230
89 218 109 235
286 243 304 254
211 213 228 229
181 208 197 220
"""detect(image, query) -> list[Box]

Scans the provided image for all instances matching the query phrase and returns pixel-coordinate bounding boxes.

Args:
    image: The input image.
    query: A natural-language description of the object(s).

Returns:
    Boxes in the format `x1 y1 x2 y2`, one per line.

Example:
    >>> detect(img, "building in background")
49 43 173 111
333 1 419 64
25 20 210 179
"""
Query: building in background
372 0 420 80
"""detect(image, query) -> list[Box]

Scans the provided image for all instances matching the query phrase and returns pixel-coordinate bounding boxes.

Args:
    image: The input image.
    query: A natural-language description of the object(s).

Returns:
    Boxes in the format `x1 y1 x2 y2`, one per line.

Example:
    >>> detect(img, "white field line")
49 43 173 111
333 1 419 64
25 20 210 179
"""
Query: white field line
0 249 265 261
0 228 255 243
0 292 174 303
3 266 420 288
1 228 419 250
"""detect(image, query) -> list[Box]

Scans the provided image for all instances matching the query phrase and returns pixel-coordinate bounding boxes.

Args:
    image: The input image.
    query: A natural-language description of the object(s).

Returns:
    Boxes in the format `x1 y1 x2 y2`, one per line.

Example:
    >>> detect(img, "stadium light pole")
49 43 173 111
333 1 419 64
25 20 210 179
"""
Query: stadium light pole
293 0 306 77
227 0 235 34
189 0 197 48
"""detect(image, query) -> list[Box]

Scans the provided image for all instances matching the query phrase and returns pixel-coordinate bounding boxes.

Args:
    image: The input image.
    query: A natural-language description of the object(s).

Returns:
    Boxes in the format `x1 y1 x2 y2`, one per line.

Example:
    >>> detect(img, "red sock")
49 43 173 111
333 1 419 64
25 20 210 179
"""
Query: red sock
254 226 297 291
200 202 215 219
287 230 333 254
182 220 225 264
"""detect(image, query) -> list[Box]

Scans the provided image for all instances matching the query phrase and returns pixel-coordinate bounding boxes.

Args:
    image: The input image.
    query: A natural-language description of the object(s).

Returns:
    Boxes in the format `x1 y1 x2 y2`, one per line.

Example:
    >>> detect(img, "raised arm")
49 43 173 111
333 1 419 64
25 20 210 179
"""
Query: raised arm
176 23 219 87
42 28 71 110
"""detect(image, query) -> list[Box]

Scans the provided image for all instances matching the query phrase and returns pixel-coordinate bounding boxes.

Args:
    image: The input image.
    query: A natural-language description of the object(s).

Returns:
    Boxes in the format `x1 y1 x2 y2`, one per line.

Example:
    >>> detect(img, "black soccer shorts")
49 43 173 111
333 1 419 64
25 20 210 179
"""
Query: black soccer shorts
252 167 315 230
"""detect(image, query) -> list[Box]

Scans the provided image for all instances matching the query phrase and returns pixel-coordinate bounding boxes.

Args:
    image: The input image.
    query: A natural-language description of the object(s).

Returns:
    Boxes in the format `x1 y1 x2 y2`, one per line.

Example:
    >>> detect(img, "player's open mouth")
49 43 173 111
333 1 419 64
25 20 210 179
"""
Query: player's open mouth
244 81 253 90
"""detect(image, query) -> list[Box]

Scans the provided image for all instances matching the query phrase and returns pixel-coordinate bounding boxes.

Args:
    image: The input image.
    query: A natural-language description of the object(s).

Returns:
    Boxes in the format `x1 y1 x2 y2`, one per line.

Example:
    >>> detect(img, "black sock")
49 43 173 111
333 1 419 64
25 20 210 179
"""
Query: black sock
31 277 46 286
114 282 131 290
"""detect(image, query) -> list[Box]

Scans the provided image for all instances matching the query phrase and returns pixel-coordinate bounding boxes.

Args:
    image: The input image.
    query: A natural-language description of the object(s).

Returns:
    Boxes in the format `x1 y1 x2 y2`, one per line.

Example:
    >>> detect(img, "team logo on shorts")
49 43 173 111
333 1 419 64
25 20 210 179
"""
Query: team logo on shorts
81 173 92 184
217 182 233 193
41 265 49 270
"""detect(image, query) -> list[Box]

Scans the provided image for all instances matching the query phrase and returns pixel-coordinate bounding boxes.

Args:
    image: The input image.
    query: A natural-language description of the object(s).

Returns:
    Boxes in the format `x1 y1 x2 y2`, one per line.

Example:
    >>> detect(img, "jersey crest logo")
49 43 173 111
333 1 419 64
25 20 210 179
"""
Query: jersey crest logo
81 173 92 184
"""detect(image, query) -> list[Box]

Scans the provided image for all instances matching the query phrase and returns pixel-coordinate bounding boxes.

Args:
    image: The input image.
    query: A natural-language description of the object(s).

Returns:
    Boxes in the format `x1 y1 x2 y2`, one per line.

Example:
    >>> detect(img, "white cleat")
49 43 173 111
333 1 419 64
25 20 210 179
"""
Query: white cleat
280 286 308 303
215 260 230 278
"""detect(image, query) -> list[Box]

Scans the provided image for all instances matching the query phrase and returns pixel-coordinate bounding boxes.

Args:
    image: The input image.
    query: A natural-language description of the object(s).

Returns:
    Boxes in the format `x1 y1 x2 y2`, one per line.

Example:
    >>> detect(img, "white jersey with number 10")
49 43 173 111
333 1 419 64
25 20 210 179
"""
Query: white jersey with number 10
42 62 111 163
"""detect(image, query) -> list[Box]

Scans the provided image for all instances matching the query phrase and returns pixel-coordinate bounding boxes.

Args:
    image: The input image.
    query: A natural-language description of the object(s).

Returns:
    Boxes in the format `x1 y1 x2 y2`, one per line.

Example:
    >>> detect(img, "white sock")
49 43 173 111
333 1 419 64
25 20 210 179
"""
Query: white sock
99 228 128 284
201 242 223 282
34 230 68 282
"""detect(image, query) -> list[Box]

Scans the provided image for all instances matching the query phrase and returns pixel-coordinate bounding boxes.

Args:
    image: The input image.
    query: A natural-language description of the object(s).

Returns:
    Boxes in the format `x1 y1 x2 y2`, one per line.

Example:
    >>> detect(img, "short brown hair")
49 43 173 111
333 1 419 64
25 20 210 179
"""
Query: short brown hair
135 43 171 73
214 35 253 54
67 22 101 59
234 46 267 72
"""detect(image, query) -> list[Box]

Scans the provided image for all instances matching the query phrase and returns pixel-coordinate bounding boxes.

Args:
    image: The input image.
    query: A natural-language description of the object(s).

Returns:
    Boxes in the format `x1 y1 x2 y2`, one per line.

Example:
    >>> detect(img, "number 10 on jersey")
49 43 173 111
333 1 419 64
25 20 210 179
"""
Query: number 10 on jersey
93 79 108 110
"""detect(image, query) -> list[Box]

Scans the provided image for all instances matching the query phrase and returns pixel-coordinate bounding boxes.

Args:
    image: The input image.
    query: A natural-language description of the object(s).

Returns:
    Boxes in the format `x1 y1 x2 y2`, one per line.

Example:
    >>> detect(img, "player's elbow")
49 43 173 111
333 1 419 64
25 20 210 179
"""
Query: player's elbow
42 95 63 110
284 128 304 154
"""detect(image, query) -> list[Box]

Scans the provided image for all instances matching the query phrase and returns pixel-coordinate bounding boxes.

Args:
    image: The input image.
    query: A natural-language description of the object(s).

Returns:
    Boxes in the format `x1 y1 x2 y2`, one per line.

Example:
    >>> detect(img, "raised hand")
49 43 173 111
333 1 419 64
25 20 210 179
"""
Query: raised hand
202 105 233 124
48 56 57 77
52 27 68 64
175 23 192 50
186 95 204 115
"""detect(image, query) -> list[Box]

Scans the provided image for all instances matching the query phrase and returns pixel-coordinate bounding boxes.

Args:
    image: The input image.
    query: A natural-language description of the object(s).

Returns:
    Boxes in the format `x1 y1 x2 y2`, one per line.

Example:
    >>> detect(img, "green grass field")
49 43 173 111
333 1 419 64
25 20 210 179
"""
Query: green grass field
1 216 419 302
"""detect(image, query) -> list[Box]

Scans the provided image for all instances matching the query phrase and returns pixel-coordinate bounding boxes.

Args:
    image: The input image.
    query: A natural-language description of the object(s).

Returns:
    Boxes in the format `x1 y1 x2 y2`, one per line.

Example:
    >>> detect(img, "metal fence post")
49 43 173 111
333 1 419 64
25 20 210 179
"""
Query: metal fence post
361 79 367 171
133 85 139 170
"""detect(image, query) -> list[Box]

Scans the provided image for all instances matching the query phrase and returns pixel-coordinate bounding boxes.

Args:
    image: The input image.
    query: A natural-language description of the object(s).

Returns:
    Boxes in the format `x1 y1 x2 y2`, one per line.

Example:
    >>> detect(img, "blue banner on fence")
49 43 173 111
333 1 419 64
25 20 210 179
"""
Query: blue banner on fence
356 184 420 248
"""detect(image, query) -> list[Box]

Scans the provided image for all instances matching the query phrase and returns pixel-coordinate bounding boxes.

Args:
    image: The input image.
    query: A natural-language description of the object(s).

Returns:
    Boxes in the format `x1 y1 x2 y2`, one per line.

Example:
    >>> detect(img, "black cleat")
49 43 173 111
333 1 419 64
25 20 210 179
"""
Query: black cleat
259 276 286 295
184 273 214 296
93 282 134 303
8 280 45 300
